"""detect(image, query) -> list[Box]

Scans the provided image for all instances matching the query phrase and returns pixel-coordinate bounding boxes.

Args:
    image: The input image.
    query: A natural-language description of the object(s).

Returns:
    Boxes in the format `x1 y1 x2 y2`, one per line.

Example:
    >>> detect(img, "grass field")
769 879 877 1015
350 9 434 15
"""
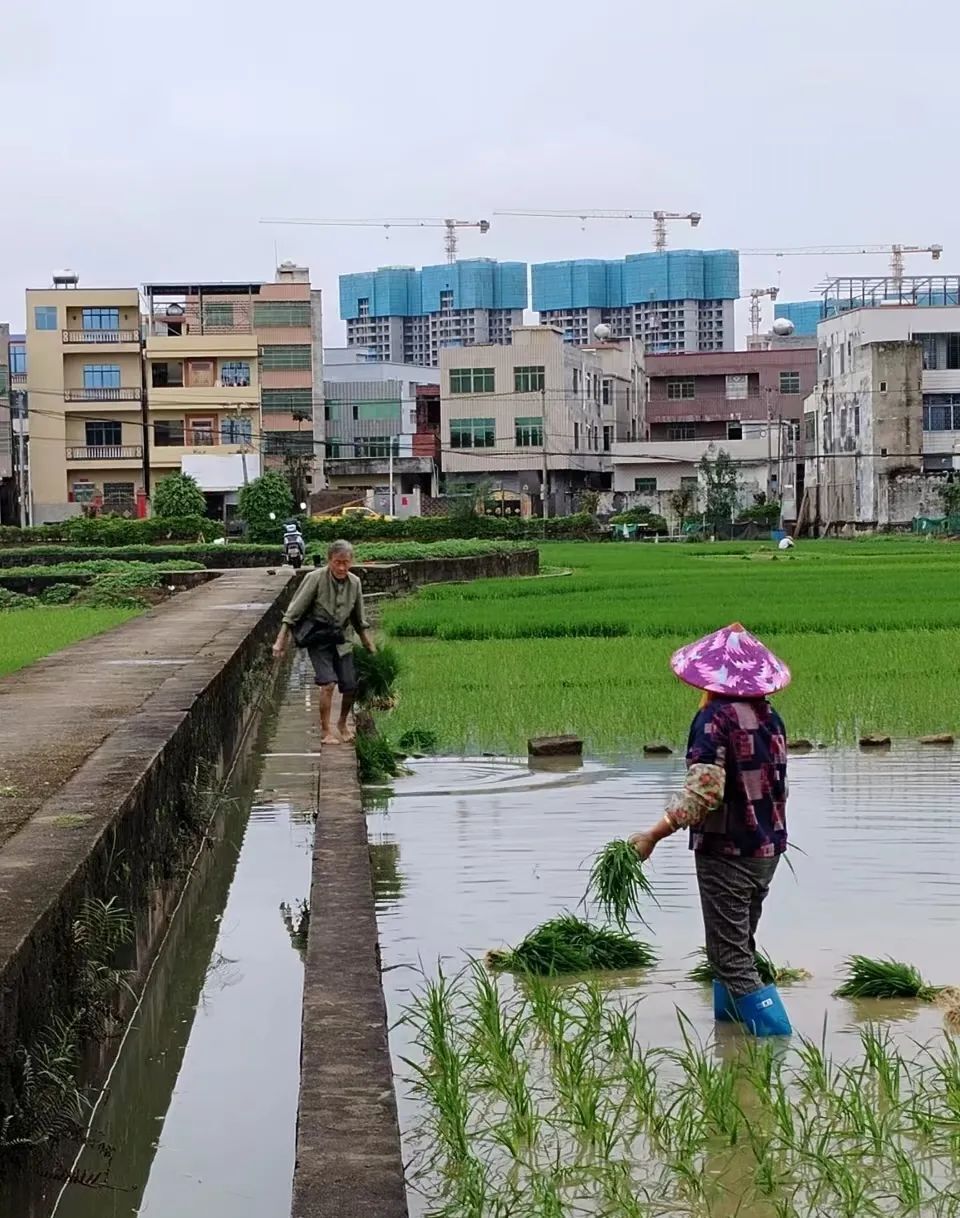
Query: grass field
0 607 140 679
382 539 960 753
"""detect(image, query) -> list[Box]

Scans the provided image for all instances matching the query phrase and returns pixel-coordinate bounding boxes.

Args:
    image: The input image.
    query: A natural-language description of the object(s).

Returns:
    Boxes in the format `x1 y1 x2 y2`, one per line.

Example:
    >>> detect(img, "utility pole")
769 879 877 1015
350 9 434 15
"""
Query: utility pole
541 384 549 520
235 403 249 486
13 392 27 526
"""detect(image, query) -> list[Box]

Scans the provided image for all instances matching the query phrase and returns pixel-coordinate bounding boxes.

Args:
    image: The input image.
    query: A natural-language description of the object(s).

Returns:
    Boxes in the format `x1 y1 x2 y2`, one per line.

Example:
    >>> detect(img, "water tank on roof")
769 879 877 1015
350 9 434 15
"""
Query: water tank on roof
52 269 79 288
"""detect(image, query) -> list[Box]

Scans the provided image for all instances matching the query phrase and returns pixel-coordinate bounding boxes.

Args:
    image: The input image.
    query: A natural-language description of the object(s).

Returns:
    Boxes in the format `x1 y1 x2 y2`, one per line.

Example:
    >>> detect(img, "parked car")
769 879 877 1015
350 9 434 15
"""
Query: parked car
312 504 395 523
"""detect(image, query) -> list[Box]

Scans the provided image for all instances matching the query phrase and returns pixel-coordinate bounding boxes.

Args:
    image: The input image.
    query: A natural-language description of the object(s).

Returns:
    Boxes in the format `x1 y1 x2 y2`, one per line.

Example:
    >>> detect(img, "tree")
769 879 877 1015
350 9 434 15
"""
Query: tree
698 448 742 530
239 470 294 540
667 487 696 533
283 453 312 511
152 472 207 519
939 479 960 517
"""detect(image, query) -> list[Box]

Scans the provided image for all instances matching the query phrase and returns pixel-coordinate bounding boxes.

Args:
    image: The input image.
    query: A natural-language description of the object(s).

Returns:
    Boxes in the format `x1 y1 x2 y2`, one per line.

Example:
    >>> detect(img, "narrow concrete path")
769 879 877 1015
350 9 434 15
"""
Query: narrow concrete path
0 569 291 846
292 725 408 1218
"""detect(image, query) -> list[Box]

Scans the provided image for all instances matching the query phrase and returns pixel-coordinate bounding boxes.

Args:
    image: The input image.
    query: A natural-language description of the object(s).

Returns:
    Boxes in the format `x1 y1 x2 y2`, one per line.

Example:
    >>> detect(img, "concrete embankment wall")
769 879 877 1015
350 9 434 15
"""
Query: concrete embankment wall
0 569 294 1120
355 546 539 593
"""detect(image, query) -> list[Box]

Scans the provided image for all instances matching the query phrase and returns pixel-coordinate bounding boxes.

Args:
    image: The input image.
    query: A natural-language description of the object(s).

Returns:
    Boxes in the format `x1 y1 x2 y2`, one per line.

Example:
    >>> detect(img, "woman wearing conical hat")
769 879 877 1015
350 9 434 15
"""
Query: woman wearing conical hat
630 623 793 1038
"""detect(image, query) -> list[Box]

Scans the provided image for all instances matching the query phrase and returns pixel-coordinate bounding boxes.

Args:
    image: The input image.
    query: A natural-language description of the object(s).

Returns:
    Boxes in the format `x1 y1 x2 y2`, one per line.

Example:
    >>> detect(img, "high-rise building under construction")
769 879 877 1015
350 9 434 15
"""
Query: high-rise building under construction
532 250 740 353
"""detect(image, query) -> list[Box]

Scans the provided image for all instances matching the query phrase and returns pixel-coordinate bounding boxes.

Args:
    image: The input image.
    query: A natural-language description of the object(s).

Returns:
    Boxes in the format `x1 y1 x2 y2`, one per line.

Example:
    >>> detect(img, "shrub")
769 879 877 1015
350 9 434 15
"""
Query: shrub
608 506 669 533
153 473 207 519
0 545 277 570
239 472 294 541
39 583 79 605
76 568 165 608
738 501 782 527
0 515 222 548
0 588 31 611
349 540 526 562
301 512 597 545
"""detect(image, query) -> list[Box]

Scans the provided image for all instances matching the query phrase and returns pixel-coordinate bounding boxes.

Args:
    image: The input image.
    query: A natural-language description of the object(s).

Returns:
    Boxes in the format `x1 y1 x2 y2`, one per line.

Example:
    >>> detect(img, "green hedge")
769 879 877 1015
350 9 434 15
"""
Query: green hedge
347 540 529 562
0 515 223 548
0 545 279 570
300 513 597 544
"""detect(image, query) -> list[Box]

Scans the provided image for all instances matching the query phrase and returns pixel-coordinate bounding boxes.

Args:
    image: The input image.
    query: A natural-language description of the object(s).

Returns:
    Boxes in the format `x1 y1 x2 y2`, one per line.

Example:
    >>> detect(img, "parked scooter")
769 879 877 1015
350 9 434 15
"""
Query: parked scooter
282 521 305 569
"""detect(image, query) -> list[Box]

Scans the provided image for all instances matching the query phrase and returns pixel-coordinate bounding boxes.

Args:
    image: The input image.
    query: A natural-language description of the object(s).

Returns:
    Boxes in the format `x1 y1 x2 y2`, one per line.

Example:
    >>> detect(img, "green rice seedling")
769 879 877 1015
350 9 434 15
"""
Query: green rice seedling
486 915 656 976
352 641 402 706
355 728 403 784
584 839 655 929
396 726 439 753
686 946 809 986
835 955 943 1001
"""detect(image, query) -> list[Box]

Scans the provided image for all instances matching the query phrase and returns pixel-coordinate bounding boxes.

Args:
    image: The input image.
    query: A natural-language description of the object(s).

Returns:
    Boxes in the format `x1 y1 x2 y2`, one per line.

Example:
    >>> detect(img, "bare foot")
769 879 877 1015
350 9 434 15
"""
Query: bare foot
338 723 356 743
321 730 341 745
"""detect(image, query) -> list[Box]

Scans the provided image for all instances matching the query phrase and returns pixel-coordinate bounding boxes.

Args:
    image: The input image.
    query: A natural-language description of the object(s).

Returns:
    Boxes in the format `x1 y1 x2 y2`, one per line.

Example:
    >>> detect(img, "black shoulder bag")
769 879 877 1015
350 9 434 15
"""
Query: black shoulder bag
291 610 346 650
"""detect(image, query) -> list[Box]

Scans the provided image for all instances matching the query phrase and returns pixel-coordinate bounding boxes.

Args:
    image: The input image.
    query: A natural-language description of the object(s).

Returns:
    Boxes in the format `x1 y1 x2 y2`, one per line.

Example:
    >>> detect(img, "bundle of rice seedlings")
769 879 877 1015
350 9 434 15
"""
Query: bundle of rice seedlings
687 947 810 986
356 729 403 785
585 839 656 929
486 914 656 977
834 955 942 1001
353 643 402 707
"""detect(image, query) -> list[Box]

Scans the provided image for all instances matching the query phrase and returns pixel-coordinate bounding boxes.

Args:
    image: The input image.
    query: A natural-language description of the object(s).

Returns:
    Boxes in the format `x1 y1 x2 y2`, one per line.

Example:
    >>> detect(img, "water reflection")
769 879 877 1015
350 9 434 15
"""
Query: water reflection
369 839 404 906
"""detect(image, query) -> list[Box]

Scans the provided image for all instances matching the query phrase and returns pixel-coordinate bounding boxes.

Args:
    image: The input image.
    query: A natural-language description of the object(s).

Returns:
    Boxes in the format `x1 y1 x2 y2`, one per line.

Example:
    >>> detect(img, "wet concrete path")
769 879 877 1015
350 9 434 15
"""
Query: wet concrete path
50 655 322 1218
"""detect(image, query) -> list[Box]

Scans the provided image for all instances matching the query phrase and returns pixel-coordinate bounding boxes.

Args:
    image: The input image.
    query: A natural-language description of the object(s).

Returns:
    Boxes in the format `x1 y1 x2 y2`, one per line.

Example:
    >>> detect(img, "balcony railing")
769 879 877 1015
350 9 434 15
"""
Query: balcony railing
11 373 26 385
62 329 140 344
66 445 143 461
65 387 142 402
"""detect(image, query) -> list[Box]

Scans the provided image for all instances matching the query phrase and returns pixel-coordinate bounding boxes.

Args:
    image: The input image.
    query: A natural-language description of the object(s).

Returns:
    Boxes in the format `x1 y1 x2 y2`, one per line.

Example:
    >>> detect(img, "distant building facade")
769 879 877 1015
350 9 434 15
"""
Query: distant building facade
339 259 527 366
440 326 643 516
532 250 739 353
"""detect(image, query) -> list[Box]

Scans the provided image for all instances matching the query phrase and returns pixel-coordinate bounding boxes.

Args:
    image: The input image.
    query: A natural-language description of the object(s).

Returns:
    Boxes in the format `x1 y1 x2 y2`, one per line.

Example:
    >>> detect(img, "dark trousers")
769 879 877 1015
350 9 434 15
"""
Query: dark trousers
695 854 779 998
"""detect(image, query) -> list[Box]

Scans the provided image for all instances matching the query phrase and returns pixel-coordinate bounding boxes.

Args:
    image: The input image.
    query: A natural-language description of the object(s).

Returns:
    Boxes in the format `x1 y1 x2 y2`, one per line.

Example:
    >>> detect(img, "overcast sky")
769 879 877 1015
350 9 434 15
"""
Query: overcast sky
2 0 955 344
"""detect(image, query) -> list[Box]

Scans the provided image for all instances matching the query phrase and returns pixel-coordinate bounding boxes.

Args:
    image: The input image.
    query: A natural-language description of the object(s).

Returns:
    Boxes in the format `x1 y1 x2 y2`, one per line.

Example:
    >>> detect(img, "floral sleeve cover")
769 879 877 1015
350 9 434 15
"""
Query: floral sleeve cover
664 763 726 829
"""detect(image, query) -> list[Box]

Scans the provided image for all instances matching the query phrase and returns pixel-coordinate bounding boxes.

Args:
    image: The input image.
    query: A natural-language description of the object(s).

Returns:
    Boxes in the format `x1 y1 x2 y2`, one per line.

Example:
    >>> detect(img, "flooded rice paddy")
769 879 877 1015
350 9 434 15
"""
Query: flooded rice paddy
368 745 960 1215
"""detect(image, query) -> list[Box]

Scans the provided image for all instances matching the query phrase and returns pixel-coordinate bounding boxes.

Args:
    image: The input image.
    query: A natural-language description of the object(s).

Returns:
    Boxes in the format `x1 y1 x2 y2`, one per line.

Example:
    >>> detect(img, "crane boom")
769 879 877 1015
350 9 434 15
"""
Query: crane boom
742 243 942 290
259 216 490 263
494 208 702 251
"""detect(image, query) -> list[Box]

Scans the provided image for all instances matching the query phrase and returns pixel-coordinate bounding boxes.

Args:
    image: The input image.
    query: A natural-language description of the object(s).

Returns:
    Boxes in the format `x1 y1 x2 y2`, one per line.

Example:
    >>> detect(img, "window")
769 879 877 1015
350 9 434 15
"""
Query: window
220 361 251 387
602 379 611 407
804 415 816 443
154 420 184 446
450 367 494 394
152 361 183 388
727 422 743 440
262 388 313 415
666 380 696 400
85 420 121 447
10 344 26 375
634 478 657 495
102 482 136 514
254 301 311 327
572 368 581 393
949 335 960 370
879 380 888 393
668 425 696 441
779 371 801 394
264 431 313 455
355 436 400 458
603 425 612 453
680 476 699 493
202 303 234 329
515 416 543 447
221 417 253 445
260 344 311 370
82 307 119 331
514 365 545 393
923 396 960 431
34 306 57 331
188 418 215 446
919 334 939 370
573 421 580 450
450 417 495 448
854 406 861 437
83 364 121 389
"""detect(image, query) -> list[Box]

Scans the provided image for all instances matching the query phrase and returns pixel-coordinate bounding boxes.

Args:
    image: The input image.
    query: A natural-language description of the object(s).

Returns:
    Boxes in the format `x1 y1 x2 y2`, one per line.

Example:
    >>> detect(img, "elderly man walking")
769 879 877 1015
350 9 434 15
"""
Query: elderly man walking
273 539 375 744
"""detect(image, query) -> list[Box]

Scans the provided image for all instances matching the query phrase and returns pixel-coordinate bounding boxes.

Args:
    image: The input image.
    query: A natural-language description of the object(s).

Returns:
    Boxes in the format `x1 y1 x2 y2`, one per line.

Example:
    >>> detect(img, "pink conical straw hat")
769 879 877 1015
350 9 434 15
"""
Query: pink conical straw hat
670 622 791 697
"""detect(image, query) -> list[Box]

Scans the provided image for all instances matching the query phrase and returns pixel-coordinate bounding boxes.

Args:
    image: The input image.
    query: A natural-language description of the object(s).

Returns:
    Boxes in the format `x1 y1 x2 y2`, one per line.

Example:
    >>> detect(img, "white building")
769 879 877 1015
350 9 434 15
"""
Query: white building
440 327 643 516
801 278 960 528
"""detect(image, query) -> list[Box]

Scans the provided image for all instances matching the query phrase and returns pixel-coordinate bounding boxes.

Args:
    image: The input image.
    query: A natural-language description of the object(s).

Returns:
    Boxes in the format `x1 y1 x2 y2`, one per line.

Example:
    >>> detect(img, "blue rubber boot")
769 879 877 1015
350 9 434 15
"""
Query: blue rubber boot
713 980 737 1023
733 984 792 1037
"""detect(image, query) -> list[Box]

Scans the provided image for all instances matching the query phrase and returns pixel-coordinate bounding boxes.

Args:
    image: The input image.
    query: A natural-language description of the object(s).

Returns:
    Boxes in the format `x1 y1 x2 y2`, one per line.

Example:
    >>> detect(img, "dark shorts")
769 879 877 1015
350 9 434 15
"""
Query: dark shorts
307 643 357 694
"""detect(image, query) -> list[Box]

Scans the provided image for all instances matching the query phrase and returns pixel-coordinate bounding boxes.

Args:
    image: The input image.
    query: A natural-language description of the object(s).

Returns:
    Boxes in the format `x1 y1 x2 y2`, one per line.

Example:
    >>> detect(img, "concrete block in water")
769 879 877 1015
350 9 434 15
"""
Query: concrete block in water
643 743 673 756
859 734 892 749
920 733 954 744
528 734 583 758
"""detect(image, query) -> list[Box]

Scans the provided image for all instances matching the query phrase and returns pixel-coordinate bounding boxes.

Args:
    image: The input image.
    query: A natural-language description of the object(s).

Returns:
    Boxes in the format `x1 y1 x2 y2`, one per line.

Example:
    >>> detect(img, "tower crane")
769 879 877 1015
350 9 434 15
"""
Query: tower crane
747 286 779 337
494 208 702 251
259 216 491 264
741 243 943 293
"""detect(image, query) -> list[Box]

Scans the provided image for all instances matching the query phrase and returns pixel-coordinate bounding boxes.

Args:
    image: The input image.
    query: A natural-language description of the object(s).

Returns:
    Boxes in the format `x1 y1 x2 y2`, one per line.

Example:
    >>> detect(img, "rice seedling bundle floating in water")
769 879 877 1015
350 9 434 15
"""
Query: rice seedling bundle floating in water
486 915 656 976
585 839 655 929
687 946 810 986
834 955 942 1001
